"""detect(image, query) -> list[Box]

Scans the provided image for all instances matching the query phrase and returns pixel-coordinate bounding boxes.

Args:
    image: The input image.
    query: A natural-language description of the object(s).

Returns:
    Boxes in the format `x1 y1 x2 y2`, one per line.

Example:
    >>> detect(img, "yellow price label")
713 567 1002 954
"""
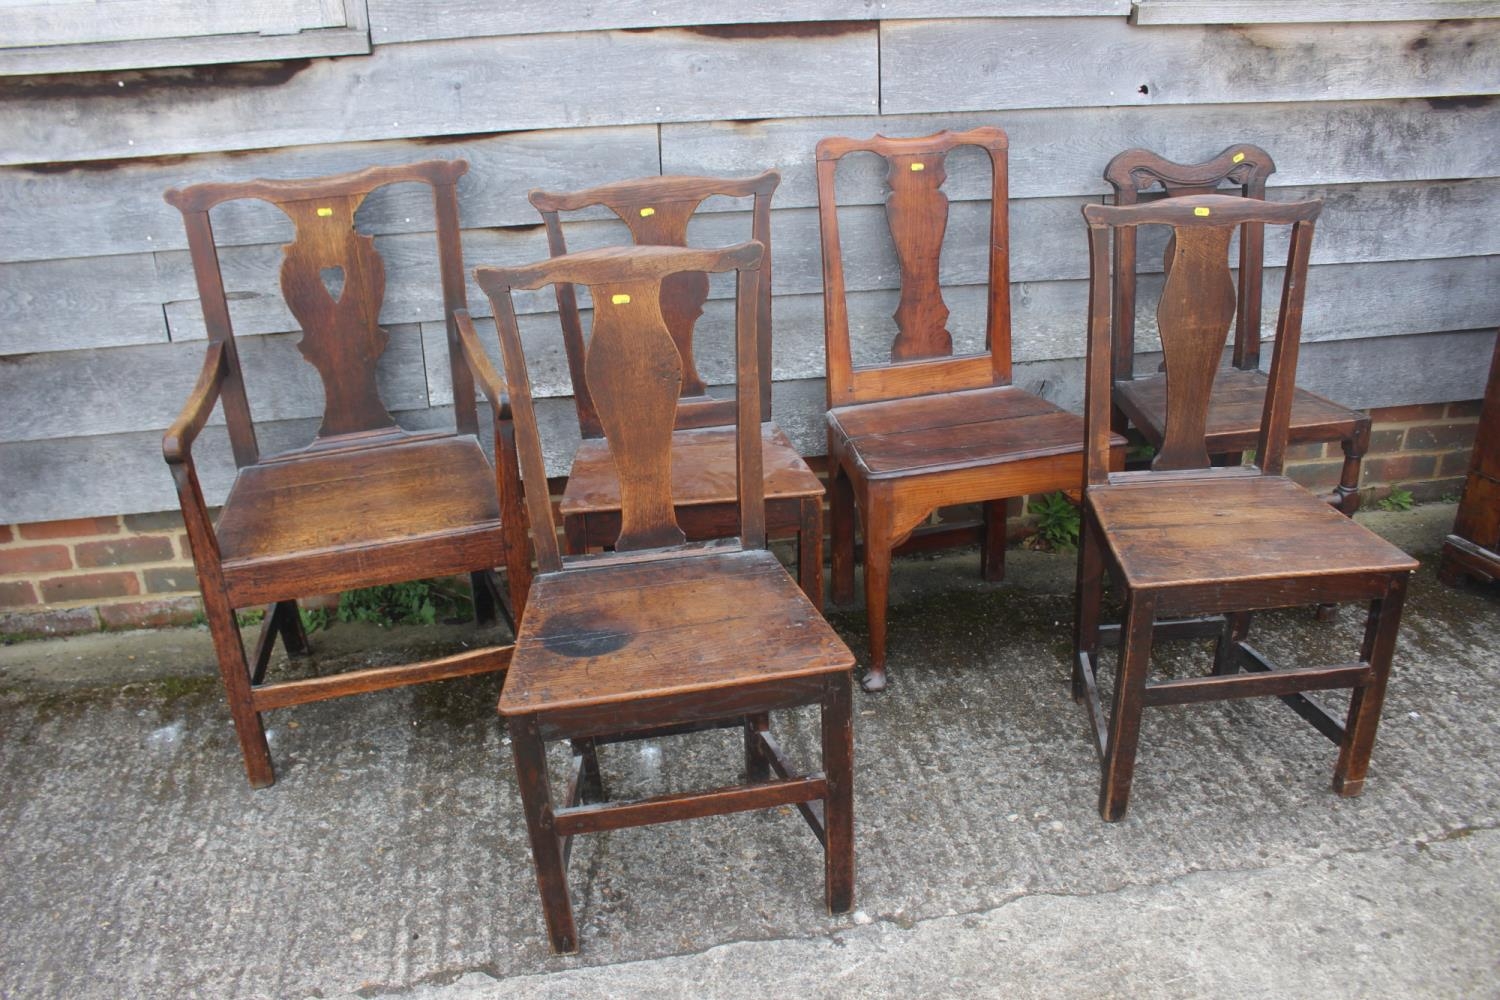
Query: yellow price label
1194 206 1211 216
611 293 632 305
639 207 656 217
1232 152 1246 163
316 207 334 217
910 162 925 172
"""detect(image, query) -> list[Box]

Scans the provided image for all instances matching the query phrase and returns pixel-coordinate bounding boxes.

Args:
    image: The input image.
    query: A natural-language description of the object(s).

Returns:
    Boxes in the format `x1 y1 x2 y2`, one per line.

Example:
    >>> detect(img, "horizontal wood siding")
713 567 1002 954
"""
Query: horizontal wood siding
0 13 1495 522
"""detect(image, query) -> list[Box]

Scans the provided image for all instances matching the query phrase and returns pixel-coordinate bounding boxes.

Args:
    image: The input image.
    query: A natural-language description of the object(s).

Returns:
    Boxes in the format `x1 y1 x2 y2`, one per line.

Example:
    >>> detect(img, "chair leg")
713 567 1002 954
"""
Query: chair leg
822 672 855 915
860 506 895 693
511 714 578 954
743 713 772 782
798 495 825 613
470 570 498 627
251 599 307 686
830 463 856 606
205 594 275 789
1334 574 1408 797
1099 591 1156 822
572 737 605 802
276 599 311 656
1333 421 1369 517
1072 511 1105 703
981 499 1007 582
1212 611 1251 675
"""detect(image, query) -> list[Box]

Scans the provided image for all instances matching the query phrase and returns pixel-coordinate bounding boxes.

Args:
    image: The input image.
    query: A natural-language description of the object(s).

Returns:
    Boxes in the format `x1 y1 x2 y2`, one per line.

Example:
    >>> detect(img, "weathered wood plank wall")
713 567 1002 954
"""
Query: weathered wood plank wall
0 7 1496 523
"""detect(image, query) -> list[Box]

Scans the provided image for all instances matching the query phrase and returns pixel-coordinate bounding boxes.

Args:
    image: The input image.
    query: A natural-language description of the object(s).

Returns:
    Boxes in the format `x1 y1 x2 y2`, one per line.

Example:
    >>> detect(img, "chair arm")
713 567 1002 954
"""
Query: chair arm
162 341 227 465
454 309 511 416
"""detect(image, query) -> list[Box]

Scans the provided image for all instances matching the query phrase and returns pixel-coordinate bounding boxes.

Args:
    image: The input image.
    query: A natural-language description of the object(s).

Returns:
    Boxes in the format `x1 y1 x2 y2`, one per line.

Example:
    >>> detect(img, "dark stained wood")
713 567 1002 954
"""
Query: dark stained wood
159 159 527 789
474 241 855 954
1439 331 1500 585
1074 192 1418 820
529 172 825 606
816 126 1123 690
1104 145 1371 513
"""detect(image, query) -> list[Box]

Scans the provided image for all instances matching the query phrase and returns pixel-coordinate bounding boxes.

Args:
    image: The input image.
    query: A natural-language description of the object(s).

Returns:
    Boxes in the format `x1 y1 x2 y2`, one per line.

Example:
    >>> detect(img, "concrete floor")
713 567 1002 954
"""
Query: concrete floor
0 503 1496 999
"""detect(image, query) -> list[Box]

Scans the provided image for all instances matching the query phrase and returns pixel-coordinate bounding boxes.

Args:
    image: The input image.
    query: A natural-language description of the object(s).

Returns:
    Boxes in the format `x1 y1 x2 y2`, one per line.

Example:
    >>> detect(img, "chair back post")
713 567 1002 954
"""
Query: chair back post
1082 220 1116 488
529 172 781 435
477 242 767 563
430 165 478 436
814 127 1011 408
1082 193 1320 481
163 200 261 468
1257 216 1318 476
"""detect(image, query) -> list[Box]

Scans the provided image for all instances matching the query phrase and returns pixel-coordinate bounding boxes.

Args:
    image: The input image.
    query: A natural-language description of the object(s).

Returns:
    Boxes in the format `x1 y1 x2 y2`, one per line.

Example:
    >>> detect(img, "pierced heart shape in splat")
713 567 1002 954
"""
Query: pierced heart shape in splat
319 266 346 303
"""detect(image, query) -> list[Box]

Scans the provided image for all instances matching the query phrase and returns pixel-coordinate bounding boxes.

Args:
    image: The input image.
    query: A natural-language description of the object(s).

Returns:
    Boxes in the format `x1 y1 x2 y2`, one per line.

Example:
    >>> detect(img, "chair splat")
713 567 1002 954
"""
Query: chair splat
1154 224 1237 472
884 150 954 361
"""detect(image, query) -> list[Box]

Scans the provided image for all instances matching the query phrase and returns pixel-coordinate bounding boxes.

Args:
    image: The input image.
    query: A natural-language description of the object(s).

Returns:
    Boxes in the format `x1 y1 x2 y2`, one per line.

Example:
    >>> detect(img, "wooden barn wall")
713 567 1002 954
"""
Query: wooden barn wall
0 8 1497 523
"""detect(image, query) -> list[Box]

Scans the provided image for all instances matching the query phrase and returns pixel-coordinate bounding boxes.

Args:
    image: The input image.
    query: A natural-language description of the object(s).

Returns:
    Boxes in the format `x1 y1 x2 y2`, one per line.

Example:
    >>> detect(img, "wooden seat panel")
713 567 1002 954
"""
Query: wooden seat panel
501 548 852 715
1115 368 1365 450
1089 475 1418 591
560 425 823 515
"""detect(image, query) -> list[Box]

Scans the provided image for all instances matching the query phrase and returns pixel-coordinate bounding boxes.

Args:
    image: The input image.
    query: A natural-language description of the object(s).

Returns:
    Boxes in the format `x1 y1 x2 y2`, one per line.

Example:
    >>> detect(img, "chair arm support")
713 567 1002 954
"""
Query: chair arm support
454 310 511 417
162 341 228 465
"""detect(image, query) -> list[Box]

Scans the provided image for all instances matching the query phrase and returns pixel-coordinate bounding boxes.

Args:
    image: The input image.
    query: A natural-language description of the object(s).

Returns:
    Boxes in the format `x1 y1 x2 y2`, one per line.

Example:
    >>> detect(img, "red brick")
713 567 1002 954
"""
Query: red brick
1439 451 1477 478
74 536 176 568
0 545 72 575
1367 402 1448 424
1446 399 1484 419
17 516 120 541
144 567 202 594
1404 422 1478 453
122 511 185 532
40 571 140 603
1361 453 1438 485
0 606 99 639
99 597 203 630
0 580 40 608
0 525 11 544
1364 429 1407 455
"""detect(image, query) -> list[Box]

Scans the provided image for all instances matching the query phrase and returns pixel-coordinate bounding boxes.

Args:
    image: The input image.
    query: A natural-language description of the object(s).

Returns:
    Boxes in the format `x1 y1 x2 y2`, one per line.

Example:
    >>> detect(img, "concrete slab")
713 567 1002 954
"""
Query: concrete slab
0 503 1495 999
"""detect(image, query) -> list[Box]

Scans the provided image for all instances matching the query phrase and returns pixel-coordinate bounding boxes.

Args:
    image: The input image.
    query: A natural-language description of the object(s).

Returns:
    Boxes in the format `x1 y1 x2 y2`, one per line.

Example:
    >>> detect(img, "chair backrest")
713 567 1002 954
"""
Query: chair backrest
1103 144 1277 380
163 160 474 467
814 127 1012 408
529 172 780 437
473 242 767 573
1080 194 1321 488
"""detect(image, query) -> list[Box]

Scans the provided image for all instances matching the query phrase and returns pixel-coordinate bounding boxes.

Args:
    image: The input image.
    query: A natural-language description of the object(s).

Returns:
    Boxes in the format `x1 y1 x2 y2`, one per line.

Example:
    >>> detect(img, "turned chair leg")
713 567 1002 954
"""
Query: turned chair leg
981 498 1007 582
1100 591 1157 822
859 509 895 693
1333 422 1369 517
829 463 857 606
798 495 825 613
511 714 578 954
1334 575 1408 797
822 673 855 914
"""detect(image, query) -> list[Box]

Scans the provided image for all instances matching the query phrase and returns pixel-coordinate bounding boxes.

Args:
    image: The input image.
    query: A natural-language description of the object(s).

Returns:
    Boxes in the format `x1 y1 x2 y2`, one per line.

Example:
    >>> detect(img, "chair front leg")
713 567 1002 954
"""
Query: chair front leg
1332 419 1370 517
510 714 578 954
821 672 855 914
1334 573 1408 797
859 497 895 693
204 589 274 788
1099 590 1157 822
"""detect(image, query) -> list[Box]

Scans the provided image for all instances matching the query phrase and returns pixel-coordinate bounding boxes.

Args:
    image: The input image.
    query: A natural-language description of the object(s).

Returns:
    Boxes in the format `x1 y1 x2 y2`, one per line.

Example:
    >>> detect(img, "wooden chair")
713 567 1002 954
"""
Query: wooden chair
162 160 529 789
1438 329 1500 586
1073 193 1418 821
528 172 826 609
1105 144 1370 515
816 127 1124 691
470 242 855 954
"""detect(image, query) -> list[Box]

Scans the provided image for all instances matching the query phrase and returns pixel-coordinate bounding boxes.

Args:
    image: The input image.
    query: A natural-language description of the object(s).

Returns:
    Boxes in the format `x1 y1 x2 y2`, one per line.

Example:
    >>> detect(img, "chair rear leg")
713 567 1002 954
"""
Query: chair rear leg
981 498 1007 582
798 495 825 613
822 672 855 914
830 462 857 606
860 507 895 693
743 713 772 782
1100 591 1156 822
1334 574 1408 797
1212 611 1251 675
511 714 578 954
470 570 498 627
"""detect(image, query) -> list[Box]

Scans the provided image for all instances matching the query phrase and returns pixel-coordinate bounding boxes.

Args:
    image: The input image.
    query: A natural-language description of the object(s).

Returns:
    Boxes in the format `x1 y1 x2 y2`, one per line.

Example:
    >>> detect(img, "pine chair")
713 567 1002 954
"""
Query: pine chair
1104 144 1370 515
469 241 855 954
816 127 1124 691
528 172 826 608
162 160 529 788
1074 193 1417 821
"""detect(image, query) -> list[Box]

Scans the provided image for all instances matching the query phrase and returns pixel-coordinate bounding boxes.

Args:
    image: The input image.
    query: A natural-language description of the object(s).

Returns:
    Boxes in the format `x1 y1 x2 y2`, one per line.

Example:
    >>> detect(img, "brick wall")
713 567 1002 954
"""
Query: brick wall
1 398 1481 638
